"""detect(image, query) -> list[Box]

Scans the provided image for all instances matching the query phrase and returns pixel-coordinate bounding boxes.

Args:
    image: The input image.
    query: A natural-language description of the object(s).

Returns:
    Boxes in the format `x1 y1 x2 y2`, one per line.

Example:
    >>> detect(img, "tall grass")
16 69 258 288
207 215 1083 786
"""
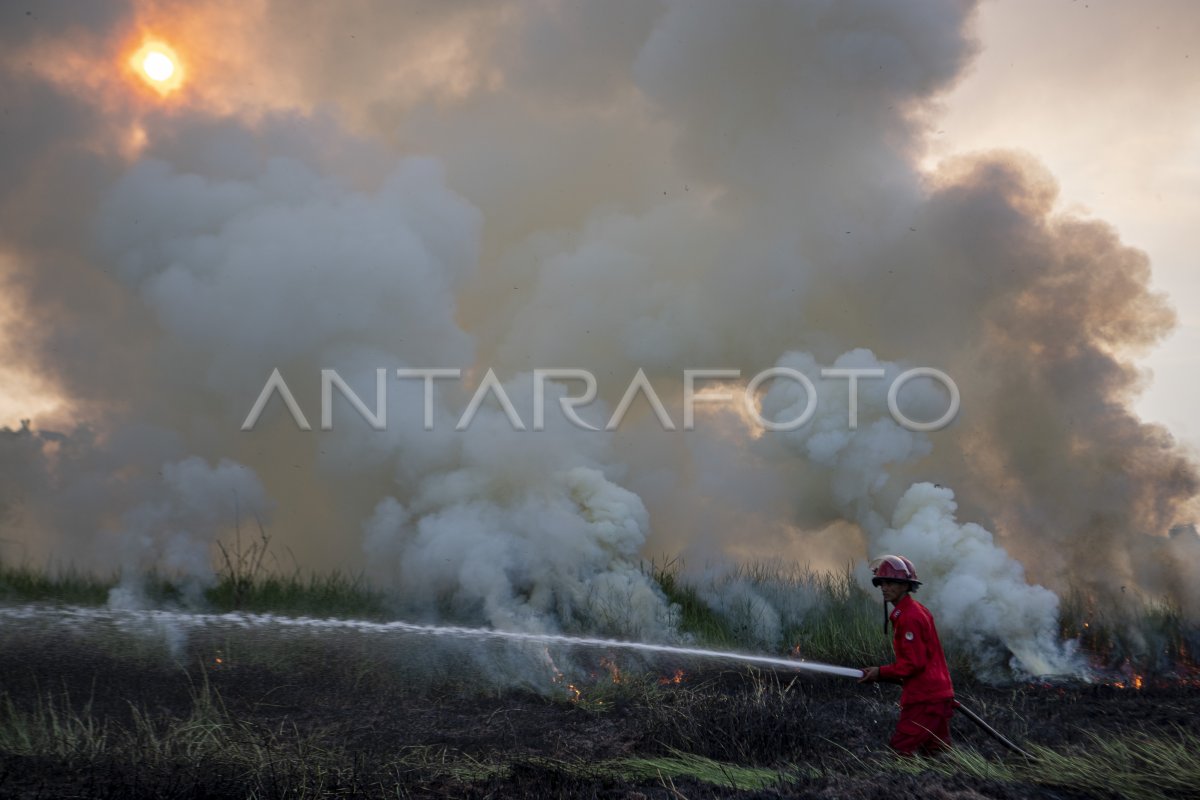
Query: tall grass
0 559 388 620
0 563 112 605
204 571 389 618
653 559 742 647
774 567 894 667
654 559 897 667
3 553 1197 676
656 560 1200 677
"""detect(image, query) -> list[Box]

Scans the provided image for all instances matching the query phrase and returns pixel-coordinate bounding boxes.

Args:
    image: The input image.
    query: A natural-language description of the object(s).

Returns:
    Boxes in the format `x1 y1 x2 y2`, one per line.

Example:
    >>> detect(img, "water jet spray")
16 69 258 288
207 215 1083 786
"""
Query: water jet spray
2 604 1036 757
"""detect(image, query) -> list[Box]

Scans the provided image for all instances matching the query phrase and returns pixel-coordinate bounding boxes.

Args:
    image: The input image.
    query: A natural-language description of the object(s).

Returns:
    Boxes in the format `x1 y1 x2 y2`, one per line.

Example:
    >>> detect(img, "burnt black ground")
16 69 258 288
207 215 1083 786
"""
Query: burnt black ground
0 621 1195 799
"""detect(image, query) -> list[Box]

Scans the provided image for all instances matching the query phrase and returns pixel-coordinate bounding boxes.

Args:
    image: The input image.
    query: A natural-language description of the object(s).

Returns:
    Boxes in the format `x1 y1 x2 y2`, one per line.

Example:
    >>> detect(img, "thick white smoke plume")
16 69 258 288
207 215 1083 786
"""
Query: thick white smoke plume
750 349 1077 672
108 456 269 610
96 154 479 388
759 349 938 532
0 0 1196 678
869 483 1079 678
364 465 672 638
358 371 676 637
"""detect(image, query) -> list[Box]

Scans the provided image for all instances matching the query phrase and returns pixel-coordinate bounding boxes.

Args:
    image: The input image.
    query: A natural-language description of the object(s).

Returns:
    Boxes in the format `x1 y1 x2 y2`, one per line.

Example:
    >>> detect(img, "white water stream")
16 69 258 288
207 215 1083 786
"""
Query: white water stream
0 604 864 678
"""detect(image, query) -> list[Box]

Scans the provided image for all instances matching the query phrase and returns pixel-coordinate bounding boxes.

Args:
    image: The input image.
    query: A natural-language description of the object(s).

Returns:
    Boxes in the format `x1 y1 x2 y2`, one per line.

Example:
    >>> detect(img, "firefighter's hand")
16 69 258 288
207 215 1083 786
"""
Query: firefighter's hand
858 667 879 684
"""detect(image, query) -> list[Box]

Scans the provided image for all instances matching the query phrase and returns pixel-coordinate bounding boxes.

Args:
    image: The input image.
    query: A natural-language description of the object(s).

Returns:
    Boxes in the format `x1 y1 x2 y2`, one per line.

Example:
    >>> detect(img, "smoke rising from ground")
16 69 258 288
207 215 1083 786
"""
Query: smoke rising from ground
1 0 1197 676
108 456 269 610
870 483 1078 678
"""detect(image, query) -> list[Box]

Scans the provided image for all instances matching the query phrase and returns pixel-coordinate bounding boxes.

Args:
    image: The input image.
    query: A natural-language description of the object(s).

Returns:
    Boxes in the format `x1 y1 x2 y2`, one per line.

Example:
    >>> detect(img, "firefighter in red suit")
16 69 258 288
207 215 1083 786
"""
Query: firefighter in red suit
857 555 955 756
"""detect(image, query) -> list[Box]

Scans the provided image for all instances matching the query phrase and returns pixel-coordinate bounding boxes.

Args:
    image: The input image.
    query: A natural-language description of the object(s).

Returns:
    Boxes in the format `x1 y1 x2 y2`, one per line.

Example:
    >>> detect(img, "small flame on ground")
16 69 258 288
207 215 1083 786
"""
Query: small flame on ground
544 647 590 703
544 647 566 683
659 669 685 686
599 656 622 684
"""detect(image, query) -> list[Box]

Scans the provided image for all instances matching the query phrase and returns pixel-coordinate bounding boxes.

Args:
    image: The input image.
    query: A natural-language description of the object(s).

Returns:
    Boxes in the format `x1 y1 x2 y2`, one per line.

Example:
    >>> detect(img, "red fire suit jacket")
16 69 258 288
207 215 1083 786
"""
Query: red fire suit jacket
877 595 954 706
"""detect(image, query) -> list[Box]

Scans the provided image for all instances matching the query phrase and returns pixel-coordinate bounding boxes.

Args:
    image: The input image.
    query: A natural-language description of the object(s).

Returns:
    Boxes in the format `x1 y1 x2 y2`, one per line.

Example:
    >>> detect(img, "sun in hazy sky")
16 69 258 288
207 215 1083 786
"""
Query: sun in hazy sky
129 40 183 94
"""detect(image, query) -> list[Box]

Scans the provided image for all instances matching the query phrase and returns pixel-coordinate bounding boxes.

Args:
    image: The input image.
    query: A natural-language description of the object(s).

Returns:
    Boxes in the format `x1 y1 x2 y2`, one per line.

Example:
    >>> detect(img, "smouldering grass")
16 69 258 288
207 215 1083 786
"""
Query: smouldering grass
1059 585 1200 666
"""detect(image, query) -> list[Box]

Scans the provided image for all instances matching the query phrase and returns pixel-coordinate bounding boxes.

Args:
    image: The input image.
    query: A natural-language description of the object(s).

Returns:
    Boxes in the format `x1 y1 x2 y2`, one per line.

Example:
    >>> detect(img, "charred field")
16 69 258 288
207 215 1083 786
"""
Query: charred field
1 603 1198 800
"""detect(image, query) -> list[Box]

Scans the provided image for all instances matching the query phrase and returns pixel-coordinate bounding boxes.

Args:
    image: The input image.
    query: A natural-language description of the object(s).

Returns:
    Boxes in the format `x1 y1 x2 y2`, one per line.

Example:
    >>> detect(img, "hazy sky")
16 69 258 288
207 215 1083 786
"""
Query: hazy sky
3 0 1195 451
1 1 1197 638
935 0 1199 451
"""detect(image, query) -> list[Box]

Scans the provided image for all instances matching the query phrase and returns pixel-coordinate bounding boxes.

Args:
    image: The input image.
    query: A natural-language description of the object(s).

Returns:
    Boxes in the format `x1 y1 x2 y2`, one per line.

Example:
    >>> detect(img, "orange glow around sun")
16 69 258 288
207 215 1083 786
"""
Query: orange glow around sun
129 40 184 94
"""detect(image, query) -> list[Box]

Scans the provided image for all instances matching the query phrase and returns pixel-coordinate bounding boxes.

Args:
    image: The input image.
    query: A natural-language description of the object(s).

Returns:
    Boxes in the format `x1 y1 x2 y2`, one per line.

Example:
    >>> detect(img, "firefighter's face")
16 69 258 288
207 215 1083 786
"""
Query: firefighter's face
877 579 909 603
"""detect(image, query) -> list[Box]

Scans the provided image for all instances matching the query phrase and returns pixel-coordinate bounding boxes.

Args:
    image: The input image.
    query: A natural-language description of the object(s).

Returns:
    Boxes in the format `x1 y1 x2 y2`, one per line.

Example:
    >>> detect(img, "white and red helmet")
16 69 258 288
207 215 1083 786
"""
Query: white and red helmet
870 554 921 587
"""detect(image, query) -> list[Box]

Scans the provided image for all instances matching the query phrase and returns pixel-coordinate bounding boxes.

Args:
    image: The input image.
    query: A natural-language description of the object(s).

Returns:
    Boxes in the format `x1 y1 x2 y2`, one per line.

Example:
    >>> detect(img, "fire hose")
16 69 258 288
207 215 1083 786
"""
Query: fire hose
950 699 1037 760
785 662 1036 760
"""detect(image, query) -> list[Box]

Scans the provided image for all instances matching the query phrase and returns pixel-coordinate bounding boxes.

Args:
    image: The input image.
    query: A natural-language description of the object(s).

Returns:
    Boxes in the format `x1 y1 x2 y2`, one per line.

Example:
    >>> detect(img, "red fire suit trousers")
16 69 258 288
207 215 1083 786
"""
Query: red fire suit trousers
889 698 954 756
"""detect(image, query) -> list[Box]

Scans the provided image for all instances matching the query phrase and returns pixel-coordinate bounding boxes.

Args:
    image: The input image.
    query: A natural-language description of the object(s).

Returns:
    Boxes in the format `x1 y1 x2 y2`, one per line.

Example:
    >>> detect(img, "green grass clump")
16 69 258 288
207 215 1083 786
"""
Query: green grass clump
205 571 389 619
775 567 893 667
603 751 788 790
0 560 388 621
653 560 742 647
1026 730 1200 800
0 563 112 606
890 729 1200 800
653 559 894 667
394 749 793 791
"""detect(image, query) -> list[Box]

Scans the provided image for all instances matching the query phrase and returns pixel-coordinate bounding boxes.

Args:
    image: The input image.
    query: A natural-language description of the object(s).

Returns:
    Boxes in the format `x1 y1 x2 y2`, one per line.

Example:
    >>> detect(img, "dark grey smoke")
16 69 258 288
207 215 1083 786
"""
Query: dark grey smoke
0 1 1195 671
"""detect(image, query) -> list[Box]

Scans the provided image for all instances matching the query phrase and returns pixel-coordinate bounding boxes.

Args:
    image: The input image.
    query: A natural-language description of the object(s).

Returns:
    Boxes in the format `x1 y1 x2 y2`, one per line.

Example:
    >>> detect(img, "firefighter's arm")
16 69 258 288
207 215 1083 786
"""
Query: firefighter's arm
877 620 928 681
